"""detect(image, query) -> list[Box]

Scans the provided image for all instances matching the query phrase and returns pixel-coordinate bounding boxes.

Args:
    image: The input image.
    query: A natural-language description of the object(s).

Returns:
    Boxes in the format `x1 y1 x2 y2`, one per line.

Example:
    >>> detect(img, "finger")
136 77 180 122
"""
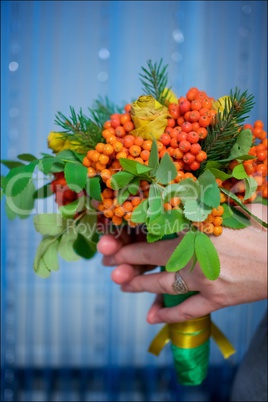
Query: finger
105 237 180 267
97 234 123 256
151 293 216 324
111 263 158 284
121 270 188 295
146 294 163 324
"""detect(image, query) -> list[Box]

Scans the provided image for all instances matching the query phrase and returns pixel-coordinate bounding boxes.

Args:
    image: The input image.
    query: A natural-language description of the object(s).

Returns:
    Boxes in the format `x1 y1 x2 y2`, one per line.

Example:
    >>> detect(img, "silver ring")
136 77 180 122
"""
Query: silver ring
172 272 189 294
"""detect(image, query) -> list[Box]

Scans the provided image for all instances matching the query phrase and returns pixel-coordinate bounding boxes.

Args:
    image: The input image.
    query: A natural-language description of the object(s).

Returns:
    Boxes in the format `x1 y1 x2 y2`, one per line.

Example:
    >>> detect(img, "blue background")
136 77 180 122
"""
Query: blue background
1 1 267 401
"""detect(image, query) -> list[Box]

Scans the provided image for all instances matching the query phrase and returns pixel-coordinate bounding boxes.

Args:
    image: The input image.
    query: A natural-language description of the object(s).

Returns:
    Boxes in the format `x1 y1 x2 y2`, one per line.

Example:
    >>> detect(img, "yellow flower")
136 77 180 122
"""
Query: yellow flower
161 87 178 105
130 95 169 140
212 96 230 115
47 132 66 153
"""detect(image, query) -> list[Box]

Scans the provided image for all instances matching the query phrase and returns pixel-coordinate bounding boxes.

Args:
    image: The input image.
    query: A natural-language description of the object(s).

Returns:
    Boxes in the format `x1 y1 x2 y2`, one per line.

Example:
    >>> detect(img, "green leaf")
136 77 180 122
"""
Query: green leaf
155 152 177 185
148 139 159 176
128 177 140 195
221 187 268 229
222 208 250 229
165 179 199 204
1 160 25 169
3 160 38 196
17 153 37 162
42 238 60 272
59 197 85 218
195 232 220 280
110 171 134 190
56 149 83 163
232 163 248 179
85 177 102 201
34 213 67 235
5 180 36 219
119 158 151 176
146 232 164 243
76 212 97 240
166 232 196 272
183 199 211 222
33 236 59 278
147 209 189 236
34 183 53 199
223 129 253 162
58 229 81 262
64 162 87 192
131 199 148 223
117 188 130 204
147 184 163 219
38 156 64 174
73 233 97 259
198 170 220 208
244 176 258 200
206 167 232 182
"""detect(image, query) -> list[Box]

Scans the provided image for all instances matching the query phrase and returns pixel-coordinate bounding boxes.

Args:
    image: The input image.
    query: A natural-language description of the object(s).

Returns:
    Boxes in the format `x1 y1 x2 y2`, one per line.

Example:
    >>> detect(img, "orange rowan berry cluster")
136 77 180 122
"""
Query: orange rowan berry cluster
97 180 150 227
159 87 216 171
50 172 80 206
216 120 267 203
193 205 224 236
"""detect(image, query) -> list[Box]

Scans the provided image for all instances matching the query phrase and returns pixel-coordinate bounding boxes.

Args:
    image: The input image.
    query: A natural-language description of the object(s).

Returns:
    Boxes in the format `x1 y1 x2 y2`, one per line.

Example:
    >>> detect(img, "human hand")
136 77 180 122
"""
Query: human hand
97 203 267 324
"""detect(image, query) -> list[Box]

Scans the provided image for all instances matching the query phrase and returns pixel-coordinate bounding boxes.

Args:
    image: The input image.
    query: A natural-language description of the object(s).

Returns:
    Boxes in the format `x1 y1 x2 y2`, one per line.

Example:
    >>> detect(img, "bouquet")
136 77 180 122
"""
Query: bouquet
1 59 267 385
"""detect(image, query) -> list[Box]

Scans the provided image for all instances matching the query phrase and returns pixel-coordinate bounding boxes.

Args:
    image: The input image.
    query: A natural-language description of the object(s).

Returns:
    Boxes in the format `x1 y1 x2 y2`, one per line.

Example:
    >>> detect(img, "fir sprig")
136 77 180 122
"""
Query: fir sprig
202 88 255 162
139 59 171 105
54 97 122 150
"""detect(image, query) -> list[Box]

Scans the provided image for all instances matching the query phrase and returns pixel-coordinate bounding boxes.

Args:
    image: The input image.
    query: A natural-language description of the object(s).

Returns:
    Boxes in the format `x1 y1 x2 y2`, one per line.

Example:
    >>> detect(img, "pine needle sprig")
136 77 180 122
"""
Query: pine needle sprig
139 58 171 105
54 97 122 151
88 96 123 127
202 88 255 162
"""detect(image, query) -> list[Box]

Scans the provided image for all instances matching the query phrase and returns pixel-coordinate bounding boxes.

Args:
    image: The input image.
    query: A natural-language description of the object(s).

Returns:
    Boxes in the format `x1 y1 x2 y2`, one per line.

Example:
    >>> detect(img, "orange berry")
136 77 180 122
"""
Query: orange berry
100 169 111 181
113 141 124 152
87 149 94 159
213 216 223 226
87 167 96 177
202 222 214 234
112 215 123 226
106 135 117 145
196 150 207 162
95 161 107 171
140 149 150 161
164 203 172 211
106 177 113 189
98 154 109 165
103 198 113 209
134 157 144 164
114 206 125 217
96 143 105 153
115 126 126 138
124 212 132 221
131 197 141 206
103 144 114 156
103 209 114 218
103 121 112 129
124 104 132 113
170 197 181 207
122 201 133 212
123 121 135 133
102 188 114 198
142 140 152 151
132 136 143 146
120 113 131 125
211 205 224 217
129 145 142 157
213 226 223 236
123 135 135 148
116 151 128 160
82 156 91 167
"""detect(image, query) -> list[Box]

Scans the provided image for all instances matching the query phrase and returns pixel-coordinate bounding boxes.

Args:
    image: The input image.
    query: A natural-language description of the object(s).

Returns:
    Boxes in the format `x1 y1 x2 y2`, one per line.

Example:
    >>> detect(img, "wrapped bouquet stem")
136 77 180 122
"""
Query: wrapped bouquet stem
1 59 267 385
148 269 235 385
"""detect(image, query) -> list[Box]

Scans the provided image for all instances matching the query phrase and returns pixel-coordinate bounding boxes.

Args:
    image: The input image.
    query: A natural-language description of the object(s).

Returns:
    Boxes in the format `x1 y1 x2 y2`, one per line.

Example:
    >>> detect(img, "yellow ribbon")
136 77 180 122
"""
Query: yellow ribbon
148 315 236 359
